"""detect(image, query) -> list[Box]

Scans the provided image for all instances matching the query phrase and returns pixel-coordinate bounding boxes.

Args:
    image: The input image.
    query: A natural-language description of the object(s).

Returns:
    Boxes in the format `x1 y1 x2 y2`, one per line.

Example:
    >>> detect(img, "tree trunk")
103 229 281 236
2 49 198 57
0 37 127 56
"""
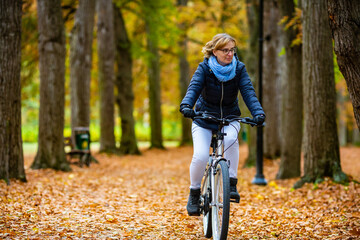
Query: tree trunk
179 37 192 146
113 5 140 155
97 0 116 152
295 0 347 188
327 0 360 130
177 0 192 146
70 0 96 129
144 2 164 149
262 0 282 159
147 32 164 149
31 0 69 171
0 0 26 183
243 0 258 167
276 0 303 179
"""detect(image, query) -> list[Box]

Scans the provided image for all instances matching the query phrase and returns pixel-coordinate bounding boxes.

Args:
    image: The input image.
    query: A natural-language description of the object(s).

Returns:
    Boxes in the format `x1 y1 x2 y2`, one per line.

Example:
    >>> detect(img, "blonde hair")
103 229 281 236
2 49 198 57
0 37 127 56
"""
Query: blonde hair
202 33 237 58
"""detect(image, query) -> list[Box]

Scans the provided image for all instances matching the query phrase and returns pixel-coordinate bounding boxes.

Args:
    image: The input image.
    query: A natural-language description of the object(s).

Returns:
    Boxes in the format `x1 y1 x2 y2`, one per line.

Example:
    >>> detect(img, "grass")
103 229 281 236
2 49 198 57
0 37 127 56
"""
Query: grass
23 141 180 155
22 119 182 155
22 120 182 143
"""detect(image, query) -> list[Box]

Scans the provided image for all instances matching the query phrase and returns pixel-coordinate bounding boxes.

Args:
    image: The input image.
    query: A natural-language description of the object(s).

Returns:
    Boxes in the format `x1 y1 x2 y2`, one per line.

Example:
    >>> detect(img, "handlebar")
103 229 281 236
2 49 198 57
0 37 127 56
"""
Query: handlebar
192 111 265 127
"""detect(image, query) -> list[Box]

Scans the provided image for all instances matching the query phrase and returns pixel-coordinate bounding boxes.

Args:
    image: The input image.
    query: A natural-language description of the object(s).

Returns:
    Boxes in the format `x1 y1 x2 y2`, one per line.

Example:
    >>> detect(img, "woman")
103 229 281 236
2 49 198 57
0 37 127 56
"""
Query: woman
180 33 265 216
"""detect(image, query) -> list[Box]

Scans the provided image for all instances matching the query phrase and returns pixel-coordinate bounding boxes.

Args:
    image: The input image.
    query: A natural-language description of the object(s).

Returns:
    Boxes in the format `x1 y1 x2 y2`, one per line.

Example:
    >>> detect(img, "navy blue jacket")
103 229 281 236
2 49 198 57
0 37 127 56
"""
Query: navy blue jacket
180 57 265 131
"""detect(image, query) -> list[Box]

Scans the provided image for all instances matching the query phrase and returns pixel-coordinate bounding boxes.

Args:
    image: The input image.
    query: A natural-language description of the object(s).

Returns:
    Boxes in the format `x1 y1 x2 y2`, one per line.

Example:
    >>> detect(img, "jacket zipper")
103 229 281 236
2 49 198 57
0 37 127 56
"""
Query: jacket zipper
220 82 224 118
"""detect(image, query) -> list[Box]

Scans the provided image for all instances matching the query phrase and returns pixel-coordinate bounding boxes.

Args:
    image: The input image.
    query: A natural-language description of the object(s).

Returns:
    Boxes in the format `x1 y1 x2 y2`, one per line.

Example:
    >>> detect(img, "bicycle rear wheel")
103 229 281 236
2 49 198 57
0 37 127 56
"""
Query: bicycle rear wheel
212 160 230 240
201 166 212 238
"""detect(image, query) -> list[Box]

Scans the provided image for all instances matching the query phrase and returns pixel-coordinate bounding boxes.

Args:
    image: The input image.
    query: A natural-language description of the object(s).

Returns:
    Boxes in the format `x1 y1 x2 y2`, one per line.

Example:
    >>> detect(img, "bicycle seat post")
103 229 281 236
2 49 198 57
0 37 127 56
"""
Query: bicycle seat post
216 129 226 158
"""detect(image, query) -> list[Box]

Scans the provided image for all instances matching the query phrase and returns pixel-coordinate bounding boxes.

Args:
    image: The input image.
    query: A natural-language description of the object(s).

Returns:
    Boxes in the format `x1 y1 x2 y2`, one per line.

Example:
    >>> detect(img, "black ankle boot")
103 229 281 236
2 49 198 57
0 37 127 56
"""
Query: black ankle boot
230 178 240 203
187 188 201 216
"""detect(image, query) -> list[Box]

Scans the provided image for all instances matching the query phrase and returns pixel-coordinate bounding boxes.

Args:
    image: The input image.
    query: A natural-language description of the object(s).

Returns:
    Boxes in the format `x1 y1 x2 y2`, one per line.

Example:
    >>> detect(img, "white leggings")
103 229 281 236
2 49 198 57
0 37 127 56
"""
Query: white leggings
190 121 241 189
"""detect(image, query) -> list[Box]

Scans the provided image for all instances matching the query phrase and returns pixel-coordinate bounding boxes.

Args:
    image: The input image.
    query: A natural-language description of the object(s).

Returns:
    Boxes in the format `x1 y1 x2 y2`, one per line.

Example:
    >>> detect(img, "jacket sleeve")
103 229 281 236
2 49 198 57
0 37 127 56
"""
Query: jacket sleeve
238 65 266 117
180 64 206 110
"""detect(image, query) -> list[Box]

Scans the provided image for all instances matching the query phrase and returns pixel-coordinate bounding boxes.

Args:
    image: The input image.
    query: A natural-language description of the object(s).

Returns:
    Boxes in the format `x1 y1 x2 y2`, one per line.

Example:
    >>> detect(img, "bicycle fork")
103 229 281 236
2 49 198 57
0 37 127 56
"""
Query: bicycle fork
210 166 218 209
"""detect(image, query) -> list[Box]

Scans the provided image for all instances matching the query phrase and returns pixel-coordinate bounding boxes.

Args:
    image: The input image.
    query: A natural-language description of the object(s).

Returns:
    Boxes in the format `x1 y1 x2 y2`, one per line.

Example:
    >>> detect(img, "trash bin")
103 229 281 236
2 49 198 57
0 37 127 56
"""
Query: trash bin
73 127 90 151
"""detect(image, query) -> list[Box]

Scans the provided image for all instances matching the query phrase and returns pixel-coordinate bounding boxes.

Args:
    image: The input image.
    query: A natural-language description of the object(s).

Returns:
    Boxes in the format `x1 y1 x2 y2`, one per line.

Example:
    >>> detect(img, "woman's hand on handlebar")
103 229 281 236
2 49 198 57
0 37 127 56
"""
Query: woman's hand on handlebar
181 107 196 118
240 116 265 127
253 114 265 125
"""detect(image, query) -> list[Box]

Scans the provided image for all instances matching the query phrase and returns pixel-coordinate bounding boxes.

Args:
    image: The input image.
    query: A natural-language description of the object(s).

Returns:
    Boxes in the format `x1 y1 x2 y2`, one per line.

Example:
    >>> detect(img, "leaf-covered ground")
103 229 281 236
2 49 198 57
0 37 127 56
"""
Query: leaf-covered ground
1 145 359 239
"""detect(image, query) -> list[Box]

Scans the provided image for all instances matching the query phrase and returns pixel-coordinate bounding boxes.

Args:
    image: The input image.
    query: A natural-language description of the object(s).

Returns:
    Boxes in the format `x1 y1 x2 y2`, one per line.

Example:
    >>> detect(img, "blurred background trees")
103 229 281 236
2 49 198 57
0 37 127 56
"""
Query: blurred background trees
69 0 96 132
2 0 358 184
31 0 69 171
113 2 140 154
97 0 116 152
276 0 302 179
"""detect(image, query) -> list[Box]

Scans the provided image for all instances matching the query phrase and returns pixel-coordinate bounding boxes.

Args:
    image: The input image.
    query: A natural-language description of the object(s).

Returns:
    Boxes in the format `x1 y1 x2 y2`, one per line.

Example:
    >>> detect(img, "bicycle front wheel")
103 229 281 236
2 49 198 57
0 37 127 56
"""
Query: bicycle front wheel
211 160 230 240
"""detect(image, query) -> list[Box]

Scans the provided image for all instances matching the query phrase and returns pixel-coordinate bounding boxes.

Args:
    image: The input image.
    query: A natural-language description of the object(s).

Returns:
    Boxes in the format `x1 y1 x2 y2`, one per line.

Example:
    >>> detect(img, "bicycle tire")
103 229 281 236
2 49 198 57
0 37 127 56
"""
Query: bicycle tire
201 168 212 238
212 160 230 240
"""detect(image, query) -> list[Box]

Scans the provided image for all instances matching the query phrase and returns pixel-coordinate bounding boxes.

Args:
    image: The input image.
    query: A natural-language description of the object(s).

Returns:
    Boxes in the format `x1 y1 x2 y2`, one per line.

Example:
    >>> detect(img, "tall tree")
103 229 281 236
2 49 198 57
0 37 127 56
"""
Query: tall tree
177 0 192 146
113 4 140 155
70 0 96 129
31 0 69 171
327 0 360 130
143 1 164 149
262 0 282 159
276 0 303 179
0 0 26 183
97 0 116 152
295 0 347 188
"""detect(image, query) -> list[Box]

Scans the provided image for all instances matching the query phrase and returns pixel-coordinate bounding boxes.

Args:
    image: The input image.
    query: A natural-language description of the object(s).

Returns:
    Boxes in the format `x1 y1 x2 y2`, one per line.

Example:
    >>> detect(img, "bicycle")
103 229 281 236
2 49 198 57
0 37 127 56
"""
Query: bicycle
191 112 263 240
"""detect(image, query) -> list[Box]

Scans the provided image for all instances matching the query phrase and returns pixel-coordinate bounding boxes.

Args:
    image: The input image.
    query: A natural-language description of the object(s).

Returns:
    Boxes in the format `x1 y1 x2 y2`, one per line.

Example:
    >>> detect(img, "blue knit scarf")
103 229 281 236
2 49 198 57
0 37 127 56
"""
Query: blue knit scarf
208 55 236 82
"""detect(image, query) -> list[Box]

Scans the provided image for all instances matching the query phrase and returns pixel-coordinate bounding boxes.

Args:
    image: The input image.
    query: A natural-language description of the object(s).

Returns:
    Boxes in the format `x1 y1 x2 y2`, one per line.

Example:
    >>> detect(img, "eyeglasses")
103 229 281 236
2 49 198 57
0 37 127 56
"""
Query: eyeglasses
217 47 236 55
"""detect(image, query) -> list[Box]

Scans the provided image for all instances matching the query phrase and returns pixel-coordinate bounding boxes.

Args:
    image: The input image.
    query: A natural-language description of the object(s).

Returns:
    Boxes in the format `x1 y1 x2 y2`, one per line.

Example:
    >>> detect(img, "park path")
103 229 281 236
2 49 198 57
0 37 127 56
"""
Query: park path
1 145 359 239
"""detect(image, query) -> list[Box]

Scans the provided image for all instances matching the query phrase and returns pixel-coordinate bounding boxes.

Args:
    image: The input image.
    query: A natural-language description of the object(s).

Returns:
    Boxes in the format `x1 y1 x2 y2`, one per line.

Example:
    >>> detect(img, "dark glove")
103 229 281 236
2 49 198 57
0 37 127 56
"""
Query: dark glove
181 107 196 118
253 114 265 125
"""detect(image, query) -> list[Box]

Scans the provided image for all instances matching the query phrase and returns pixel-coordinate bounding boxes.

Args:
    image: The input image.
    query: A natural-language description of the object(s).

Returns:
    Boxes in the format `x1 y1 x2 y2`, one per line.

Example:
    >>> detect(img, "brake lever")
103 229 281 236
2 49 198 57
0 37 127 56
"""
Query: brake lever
241 117 260 127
